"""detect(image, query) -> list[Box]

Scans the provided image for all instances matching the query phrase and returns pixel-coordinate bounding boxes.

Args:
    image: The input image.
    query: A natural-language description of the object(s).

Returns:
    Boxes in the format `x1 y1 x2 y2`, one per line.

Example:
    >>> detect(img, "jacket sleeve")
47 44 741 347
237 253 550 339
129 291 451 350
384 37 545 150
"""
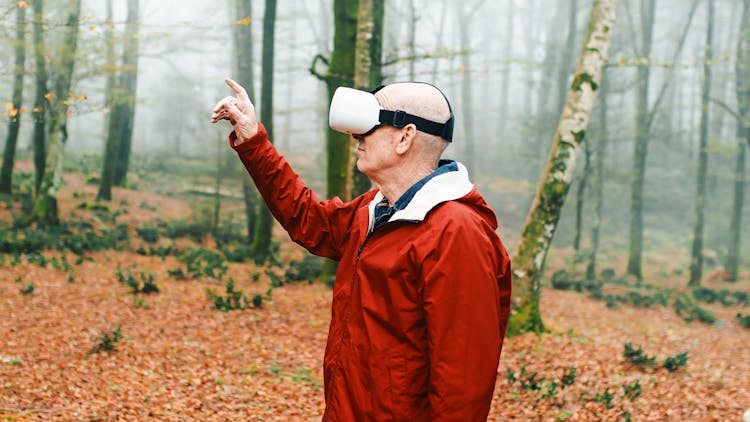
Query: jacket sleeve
230 125 368 261
420 215 512 421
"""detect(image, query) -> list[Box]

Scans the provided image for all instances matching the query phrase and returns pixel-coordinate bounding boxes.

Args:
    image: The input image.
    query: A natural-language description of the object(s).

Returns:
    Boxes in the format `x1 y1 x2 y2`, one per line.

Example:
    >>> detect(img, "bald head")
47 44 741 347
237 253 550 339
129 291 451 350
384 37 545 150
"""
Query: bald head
374 82 452 160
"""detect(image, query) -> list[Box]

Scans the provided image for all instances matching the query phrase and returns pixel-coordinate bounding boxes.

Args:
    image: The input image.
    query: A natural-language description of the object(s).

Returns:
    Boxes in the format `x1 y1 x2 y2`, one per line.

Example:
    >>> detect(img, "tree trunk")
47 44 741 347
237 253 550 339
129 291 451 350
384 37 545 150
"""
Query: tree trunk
233 0 259 245
351 0 383 197
508 0 617 336
112 0 140 187
0 5 27 194
572 126 591 265
556 0 579 116
725 135 746 281
251 0 278 263
34 0 82 225
586 78 608 281
406 0 416 81
688 0 714 287
497 0 514 145
626 0 656 281
725 0 750 281
31 0 48 195
318 0 359 281
97 0 118 201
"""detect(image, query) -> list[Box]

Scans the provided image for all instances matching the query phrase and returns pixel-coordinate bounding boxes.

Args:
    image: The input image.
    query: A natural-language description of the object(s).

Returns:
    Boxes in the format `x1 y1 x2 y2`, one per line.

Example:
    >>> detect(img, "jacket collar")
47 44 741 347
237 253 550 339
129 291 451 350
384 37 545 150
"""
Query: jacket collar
366 161 474 232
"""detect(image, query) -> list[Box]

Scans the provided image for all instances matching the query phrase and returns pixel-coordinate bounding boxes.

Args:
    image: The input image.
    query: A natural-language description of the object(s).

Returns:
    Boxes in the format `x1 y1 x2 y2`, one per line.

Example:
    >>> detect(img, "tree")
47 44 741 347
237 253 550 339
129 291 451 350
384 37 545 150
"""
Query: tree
688 0 715 287
232 0 259 245
310 0 359 281
112 0 140 188
96 0 119 201
724 0 750 281
586 78 609 281
33 0 82 224
625 0 700 280
458 0 487 171
0 3 27 194
508 0 617 336
351 0 384 196
251 0 278 262
31 0 49 195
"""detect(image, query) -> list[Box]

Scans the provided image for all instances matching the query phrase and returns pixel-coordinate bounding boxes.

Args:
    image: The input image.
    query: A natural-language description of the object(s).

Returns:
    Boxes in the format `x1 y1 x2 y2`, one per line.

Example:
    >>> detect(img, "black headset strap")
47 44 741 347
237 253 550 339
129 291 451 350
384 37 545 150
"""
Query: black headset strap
378 110 454 142
370 83 455 142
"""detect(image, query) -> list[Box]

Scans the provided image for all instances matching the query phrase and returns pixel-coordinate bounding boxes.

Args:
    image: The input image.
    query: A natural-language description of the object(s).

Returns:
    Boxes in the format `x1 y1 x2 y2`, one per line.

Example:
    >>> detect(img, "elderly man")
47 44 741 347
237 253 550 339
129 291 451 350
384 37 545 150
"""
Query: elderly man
212 78 512 421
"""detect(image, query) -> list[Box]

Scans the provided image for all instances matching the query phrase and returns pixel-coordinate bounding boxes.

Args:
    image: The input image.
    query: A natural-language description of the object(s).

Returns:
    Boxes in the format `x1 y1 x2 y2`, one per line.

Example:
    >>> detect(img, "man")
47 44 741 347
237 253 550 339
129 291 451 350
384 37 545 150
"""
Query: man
212 78 512 421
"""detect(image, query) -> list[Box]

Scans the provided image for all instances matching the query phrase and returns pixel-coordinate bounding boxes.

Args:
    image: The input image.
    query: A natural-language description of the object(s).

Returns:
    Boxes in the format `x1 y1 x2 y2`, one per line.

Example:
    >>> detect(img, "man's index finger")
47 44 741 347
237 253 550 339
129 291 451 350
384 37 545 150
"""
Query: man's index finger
225 77 249 101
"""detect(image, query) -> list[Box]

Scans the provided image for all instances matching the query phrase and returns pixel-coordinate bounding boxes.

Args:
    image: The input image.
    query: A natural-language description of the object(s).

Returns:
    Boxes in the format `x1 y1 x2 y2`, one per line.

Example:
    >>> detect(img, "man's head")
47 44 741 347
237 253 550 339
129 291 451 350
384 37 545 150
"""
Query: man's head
329 82 454 183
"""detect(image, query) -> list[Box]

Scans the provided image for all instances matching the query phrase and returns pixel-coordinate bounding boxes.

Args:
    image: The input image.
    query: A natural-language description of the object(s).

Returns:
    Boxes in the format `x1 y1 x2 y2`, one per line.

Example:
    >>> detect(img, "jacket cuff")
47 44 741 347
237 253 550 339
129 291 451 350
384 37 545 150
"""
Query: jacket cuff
229 123 268 154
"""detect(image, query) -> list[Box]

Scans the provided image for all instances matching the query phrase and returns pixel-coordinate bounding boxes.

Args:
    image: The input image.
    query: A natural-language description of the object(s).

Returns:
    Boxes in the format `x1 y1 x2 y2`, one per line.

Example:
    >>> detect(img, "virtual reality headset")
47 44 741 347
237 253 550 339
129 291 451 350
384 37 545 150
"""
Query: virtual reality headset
328 84 455 142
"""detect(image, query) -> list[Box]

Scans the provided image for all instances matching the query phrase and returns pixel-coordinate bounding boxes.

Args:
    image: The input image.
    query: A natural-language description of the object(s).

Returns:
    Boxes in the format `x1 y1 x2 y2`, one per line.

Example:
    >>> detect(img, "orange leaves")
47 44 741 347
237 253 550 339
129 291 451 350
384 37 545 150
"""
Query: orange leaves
18 1 28 9
233 17 251 26
44 92 57 103
1 103 25 117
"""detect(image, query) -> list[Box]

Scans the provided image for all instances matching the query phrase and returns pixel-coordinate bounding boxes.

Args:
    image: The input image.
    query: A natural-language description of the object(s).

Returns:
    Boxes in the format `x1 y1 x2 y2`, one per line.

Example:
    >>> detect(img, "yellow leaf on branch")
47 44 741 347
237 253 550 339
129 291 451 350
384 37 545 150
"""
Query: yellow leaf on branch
233 17 251 26
18 1 28 9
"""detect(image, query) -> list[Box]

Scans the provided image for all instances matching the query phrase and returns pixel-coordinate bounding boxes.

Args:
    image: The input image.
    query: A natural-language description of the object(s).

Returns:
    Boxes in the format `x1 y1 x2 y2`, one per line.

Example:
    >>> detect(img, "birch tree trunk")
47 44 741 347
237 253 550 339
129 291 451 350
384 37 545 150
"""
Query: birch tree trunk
508 0 617 336
0 4 27 194
31 0 48 195
251 0 278 262
112 0 140 187
232 0 259 245
34 0 82 224
688 0 715 287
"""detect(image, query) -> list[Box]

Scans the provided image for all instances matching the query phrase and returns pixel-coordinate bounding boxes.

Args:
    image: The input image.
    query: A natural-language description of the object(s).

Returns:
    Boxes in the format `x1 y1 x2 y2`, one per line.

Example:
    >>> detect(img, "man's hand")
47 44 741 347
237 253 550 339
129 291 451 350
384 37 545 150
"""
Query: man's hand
211 77 259 144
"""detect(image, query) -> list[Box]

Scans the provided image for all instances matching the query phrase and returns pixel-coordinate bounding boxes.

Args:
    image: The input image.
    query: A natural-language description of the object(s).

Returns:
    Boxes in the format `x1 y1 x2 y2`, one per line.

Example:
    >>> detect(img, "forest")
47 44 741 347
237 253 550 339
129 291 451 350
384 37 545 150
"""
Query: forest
0 0 748 420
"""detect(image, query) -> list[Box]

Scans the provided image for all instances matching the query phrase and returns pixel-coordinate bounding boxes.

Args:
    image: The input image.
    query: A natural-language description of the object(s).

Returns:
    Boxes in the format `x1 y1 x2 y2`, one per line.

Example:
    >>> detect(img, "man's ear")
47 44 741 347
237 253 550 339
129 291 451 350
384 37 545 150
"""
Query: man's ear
395 124 418 155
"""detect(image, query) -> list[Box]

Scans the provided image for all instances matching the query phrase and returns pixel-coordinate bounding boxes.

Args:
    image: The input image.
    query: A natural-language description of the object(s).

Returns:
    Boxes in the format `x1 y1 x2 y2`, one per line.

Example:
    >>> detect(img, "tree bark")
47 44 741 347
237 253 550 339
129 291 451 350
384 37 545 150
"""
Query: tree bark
497 0 514 144
351 0 384 197
97 0 119 201
572 123 591 265
232 0 259 245
317 0 359 282
626 0 656 280
34 0 82 225
31 0 48 195
508 0 617 336
725 0 750 281
688 0 714 287
251 0 278 262
586 78 608 281
0 5 27 194
112 0 140 187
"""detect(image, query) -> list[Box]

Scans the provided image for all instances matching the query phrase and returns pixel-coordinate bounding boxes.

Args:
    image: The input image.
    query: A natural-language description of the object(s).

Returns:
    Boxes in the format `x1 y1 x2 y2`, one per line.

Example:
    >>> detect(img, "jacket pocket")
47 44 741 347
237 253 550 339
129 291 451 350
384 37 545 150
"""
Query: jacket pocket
387 352 429 421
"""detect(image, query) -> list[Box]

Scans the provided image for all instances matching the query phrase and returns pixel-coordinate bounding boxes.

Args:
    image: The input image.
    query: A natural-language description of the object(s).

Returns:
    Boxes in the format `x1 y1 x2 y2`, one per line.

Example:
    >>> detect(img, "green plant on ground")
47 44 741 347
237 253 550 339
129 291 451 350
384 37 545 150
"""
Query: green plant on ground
737 313 750 329
561 366 576 386
622 379 642 401
593 387 615 408
135 226 161 244
623 342 656 367
284 255 323 283
207 278 247 312
662 352 689 372
19 283 34 295
179 247 228 280
116 268 159 294
674 293 718 324
88 326 123 354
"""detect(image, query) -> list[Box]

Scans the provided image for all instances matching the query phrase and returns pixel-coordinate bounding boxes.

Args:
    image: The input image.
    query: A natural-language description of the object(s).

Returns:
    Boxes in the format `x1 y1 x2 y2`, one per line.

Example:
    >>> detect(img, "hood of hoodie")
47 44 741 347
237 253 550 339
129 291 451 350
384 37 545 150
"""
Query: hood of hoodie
366 161 498 232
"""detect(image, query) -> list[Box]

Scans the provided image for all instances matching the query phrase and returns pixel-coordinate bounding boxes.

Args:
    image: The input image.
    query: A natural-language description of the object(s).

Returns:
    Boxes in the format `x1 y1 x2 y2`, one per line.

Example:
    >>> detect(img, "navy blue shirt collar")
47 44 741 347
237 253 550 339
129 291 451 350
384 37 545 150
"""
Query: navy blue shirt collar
372 159 458 232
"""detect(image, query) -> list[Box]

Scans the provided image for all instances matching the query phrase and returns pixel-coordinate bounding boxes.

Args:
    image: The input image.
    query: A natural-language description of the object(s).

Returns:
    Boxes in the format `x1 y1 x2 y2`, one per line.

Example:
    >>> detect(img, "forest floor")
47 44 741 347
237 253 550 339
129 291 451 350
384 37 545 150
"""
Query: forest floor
0 168 749 421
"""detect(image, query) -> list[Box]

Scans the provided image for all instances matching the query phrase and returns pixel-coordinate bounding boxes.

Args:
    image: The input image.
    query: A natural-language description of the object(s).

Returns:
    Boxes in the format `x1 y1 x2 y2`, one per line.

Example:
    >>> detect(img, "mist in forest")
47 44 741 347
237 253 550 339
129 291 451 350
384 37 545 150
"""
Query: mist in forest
0 0 748 273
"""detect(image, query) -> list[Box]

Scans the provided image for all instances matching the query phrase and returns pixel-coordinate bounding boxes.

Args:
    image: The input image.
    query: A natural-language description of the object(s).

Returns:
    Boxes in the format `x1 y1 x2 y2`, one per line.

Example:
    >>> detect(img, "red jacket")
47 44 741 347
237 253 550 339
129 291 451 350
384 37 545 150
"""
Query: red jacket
232 125 512 421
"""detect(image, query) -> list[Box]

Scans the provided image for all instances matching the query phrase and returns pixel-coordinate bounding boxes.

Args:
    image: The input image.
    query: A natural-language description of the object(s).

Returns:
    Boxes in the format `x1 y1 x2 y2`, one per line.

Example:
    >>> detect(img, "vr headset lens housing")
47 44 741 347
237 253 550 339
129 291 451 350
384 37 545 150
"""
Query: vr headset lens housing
328 86 455 142
329 87 382 136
